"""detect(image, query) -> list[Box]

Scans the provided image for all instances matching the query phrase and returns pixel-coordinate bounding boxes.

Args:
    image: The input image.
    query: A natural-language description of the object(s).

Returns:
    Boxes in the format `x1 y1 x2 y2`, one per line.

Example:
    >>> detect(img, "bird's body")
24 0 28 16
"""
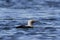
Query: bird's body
16 25 33 28
16 20 35 28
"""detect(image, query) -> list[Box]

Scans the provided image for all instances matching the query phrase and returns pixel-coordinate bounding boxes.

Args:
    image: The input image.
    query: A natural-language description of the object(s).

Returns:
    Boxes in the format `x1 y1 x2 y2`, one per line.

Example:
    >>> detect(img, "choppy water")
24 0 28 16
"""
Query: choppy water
0 0 60 40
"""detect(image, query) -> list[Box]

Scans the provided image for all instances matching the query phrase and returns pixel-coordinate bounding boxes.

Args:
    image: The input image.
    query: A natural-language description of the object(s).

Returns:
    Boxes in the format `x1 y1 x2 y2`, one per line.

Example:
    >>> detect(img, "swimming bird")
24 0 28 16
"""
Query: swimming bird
16 20 36 28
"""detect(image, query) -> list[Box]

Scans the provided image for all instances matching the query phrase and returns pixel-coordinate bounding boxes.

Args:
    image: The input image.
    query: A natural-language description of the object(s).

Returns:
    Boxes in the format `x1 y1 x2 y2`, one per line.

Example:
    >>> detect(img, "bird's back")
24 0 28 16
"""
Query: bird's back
16 25 33 28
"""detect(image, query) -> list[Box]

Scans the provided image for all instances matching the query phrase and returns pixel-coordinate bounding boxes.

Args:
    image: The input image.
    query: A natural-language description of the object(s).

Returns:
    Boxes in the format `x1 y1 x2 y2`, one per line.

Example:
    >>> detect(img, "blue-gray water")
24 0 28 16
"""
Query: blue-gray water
0 0 60 40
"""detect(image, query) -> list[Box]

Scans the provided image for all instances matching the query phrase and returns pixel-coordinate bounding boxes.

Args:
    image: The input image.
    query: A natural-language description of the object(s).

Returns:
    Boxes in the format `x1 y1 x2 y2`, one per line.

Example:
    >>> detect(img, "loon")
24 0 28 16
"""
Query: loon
16 20 36 28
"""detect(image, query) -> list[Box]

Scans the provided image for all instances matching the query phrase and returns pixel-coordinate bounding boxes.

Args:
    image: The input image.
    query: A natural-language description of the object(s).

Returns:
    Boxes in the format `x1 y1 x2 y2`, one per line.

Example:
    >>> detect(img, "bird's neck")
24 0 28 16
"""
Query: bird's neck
26 21 33 27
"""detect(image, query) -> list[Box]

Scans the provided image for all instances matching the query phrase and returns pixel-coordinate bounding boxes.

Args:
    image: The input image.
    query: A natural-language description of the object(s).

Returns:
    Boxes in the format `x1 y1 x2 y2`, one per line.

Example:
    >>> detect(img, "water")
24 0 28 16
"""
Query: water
0 0 60 40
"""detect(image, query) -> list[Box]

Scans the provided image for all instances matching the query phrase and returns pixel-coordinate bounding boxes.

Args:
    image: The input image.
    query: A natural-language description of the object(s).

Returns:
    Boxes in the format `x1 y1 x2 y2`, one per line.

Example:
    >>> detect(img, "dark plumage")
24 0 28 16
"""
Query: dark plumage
16 25 33 28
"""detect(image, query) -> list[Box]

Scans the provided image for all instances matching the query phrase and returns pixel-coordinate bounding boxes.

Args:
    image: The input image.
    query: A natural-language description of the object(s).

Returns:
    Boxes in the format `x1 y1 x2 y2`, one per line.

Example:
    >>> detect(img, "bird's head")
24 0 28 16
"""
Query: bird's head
28 20 38 24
